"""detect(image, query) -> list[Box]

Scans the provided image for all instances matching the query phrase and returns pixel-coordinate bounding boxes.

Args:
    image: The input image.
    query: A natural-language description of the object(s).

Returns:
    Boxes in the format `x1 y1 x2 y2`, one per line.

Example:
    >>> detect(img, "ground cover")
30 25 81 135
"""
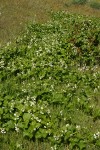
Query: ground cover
0 11 100 149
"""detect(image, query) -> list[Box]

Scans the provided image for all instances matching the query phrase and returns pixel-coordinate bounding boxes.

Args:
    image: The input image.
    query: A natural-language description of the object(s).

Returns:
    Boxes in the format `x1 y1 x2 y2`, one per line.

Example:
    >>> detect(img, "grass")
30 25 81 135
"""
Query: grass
0 131 52 150
0 0 100 46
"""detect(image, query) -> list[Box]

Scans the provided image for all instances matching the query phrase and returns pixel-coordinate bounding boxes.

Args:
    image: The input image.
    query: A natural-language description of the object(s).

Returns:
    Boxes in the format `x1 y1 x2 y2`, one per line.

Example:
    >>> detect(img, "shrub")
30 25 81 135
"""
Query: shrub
90 2 100 10
72 0 87 5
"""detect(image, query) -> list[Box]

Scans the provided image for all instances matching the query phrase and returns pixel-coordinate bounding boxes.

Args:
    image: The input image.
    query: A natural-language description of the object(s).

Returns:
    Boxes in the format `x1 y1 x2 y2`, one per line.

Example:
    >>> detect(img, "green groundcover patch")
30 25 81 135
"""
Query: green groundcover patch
0 11 100 150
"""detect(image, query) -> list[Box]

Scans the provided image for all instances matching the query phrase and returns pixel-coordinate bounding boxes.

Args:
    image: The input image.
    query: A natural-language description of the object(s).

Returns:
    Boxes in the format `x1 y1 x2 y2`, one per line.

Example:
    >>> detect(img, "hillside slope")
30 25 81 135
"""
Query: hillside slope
0 12 100 149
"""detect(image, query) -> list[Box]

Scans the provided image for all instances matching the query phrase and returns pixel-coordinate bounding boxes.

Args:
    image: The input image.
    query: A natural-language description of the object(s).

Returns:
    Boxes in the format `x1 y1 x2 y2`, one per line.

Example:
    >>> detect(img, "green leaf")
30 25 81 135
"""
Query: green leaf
23 129 33 138
0 108 3 114
4 120 15 130
23 113 31 123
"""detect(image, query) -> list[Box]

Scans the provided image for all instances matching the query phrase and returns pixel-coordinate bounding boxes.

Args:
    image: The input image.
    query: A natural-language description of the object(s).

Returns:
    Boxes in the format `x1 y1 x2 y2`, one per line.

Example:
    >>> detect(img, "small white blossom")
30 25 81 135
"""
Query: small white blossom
0 128 6 134
94 132 100 139
76 125 81 130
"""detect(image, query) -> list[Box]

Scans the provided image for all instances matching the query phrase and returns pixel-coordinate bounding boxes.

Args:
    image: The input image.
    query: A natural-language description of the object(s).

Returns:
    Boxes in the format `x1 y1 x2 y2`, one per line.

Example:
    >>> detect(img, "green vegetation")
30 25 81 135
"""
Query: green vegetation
90 1 100 10
0 11 100 149
72 0 87 5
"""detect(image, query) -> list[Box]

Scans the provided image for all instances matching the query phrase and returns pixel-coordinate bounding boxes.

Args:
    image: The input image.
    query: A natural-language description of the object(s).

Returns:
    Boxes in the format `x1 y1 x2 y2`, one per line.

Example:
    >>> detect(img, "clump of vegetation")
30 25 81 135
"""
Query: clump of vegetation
0 11 100 150
72 0 87 5
90 1 100 10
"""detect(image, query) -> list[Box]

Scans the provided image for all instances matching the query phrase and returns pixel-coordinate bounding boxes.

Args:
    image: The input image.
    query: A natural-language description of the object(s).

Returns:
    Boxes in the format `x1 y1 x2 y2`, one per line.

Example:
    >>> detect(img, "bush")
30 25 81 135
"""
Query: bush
90 2 100 10
72 0 87 5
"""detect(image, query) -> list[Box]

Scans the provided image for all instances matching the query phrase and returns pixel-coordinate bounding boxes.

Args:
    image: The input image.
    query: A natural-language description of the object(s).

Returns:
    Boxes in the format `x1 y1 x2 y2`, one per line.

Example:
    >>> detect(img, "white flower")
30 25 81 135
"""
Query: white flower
93 132 100 139
34 128 36 131
60 110 63 116
0 128 6 134
66 124 69 127
76 125 81 130
16 143 22 148
15 126 19 132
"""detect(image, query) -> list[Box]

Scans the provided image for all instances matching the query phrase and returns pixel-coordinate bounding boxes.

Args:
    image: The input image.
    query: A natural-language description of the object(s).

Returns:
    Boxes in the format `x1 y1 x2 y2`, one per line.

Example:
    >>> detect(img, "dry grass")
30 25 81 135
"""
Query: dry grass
0 0 100 46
